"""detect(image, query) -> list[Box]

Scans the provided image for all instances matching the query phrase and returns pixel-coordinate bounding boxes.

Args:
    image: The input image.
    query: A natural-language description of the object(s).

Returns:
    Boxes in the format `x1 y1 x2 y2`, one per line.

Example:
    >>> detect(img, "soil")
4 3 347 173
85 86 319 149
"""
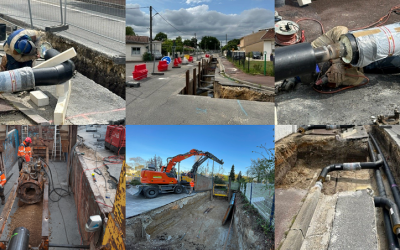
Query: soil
8 201 45 247
214 84 274 102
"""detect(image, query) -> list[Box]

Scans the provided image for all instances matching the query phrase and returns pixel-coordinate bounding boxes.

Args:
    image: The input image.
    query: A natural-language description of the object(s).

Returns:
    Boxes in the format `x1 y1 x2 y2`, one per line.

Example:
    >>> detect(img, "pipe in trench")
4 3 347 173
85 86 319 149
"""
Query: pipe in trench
0 48 75 93
374 196 400 238
297 125 355 134
369 139 400 249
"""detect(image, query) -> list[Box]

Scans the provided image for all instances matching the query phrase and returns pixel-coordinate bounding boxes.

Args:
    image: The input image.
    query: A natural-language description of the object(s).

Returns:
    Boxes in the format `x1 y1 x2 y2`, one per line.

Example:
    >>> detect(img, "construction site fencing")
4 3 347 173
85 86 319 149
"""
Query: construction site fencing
240 182 275 227
1 0 125 52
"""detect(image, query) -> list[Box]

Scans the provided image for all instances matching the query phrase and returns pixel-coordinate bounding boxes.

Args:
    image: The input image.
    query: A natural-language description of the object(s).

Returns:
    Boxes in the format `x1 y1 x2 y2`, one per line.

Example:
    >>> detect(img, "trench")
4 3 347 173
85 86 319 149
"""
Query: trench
126 191 264 250
275 127 398 250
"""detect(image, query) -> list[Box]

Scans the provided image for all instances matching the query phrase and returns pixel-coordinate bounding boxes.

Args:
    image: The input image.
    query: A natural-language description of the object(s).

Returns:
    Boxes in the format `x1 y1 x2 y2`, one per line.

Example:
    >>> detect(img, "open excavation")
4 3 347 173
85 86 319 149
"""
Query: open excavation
0 125 125 249
276 125 400 250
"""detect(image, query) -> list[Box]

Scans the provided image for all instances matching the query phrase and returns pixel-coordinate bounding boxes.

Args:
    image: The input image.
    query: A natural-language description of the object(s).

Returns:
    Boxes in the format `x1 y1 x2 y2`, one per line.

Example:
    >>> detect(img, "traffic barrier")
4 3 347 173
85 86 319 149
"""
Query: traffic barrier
205 54 210 58
158 60 168 72
172 58 180 68
132 64 148 80
189 56 193 62
178 57 182 64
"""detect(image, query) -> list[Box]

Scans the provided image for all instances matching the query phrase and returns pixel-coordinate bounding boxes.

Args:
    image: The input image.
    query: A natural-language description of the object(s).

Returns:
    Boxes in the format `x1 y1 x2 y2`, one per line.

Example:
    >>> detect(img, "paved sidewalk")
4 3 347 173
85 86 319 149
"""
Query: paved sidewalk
219 57 274 88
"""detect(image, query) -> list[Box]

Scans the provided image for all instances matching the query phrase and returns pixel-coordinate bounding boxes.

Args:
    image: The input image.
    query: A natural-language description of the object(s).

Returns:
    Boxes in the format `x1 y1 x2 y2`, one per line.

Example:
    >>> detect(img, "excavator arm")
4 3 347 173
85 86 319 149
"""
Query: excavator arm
189 152 224 176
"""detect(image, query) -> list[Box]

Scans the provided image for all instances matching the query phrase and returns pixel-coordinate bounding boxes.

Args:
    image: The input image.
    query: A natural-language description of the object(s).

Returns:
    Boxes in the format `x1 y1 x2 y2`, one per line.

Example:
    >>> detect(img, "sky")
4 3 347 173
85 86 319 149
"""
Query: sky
126 125 274 175
126 0 274 46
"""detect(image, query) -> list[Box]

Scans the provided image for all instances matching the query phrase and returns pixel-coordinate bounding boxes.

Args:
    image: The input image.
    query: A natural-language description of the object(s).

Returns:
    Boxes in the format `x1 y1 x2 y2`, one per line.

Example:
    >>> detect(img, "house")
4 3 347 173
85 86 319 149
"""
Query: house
126 35 162 62
239 28 274 60
261 29 275 60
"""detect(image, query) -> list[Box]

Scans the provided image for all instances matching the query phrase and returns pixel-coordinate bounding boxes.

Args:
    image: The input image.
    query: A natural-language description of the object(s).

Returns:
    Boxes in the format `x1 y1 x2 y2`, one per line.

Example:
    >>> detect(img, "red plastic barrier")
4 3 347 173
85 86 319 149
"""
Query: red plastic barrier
173 58 179 67
132 64 148 80
188 56 193 62
178 57 182 64
205 54 209 58
158 60 168 71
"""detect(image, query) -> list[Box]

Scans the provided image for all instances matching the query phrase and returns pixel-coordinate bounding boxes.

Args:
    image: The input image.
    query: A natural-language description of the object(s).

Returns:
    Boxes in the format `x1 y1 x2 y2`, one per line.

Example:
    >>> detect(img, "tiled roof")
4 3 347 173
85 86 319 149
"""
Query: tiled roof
126 35 149 43
261 29 274 40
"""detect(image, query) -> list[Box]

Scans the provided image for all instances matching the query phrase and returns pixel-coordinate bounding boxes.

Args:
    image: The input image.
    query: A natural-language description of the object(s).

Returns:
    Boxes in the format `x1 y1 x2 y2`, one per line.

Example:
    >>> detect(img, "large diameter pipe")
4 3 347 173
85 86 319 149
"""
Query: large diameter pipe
297 125 354 134
0 67 35 92
7 227 30 250
374 197 400 238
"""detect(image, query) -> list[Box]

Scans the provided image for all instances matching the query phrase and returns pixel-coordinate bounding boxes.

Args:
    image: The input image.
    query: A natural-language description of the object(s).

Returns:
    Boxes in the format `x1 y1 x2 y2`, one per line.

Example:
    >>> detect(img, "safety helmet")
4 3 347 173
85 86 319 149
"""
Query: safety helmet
25 137 32 144
17 40 36 56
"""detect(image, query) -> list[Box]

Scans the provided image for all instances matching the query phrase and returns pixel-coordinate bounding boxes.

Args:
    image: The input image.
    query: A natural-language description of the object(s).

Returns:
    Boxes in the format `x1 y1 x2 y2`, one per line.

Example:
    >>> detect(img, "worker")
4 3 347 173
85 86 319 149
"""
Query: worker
3 29 45 70
189 180 194 195
0 171 6 205
18 137 32 172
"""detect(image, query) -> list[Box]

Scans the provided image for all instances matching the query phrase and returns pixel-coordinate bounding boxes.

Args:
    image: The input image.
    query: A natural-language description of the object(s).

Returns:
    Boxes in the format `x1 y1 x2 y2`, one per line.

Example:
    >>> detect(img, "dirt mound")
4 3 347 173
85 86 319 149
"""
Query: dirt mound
214 84 274 102
8 201 45 247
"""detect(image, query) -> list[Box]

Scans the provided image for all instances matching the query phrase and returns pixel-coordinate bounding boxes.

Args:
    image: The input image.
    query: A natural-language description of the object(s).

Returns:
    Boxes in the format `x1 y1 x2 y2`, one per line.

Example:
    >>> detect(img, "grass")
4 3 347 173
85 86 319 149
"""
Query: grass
227 56 274 76
240 192 274 235
130 179 141 185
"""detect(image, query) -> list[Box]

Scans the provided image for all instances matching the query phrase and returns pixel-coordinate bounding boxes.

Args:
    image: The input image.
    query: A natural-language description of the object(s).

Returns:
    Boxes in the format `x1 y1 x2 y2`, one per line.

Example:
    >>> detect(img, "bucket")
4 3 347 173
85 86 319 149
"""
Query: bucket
0 24 6 41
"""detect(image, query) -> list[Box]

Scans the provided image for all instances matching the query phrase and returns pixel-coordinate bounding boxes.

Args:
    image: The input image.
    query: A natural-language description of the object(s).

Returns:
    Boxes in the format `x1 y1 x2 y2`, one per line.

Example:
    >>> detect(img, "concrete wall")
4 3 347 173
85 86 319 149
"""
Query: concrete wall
276 125 297 141
263 41 274 59
3 129 19 175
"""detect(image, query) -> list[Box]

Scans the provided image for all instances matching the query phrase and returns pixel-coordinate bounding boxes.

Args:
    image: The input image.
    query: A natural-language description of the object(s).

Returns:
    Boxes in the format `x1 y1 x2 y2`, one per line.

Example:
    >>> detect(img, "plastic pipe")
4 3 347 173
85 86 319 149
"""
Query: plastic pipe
298 125 355 134
375 197 400 238
8 227 30 250
317 155 383 182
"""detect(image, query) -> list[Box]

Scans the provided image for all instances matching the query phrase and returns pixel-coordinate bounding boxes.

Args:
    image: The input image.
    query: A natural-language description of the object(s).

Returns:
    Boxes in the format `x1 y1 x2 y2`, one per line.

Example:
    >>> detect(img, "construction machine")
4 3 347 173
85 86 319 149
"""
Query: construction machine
136 149 224 198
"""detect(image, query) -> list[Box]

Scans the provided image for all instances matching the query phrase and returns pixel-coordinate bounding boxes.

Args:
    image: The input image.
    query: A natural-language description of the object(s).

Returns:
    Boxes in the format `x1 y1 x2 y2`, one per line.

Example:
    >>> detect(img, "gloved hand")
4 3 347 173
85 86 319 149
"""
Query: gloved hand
326 59 346 86
311 26 349 48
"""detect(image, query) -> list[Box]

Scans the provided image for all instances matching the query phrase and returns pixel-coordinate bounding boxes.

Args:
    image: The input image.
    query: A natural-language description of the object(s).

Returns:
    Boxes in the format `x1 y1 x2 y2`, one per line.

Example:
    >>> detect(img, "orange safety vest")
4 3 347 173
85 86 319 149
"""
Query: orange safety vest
0 171 6 187
18 142 32 157
190 181 194 187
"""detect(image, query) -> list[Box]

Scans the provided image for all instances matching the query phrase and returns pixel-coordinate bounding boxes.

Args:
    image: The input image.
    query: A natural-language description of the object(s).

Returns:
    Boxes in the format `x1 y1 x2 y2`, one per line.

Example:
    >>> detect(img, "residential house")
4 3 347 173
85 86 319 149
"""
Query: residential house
239 29 274 60
126 35 162 62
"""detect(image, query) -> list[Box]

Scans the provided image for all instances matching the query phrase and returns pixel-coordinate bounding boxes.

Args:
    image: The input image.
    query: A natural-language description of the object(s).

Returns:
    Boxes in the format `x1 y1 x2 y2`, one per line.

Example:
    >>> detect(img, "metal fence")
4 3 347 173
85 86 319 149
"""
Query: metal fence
0 0 125 53
241 183 275 226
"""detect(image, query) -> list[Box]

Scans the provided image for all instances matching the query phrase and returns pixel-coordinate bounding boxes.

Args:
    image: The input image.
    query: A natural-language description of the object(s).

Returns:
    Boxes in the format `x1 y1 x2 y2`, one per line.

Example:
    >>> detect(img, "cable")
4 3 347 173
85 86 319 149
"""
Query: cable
312 74 370 94
349 4 400 31
152 7 194 37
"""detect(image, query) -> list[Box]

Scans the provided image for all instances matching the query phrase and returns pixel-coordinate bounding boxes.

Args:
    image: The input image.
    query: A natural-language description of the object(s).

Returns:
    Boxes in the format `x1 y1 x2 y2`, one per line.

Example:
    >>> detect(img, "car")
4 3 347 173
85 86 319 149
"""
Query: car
252 51 261 59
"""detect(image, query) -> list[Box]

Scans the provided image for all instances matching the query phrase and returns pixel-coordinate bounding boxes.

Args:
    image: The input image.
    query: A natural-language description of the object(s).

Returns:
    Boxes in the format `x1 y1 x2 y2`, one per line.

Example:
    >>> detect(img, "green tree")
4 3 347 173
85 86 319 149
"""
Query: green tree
199 36 220 50
154 32 167 42
126 26 135 36
248 144 274 184
237 171 242 182
222 39 240 51
229 164 235 181
175 36 183 53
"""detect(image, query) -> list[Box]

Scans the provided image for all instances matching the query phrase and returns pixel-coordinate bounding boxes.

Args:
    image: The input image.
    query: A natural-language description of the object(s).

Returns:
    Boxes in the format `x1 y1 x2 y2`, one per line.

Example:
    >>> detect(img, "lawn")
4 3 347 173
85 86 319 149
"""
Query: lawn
227 57 274 76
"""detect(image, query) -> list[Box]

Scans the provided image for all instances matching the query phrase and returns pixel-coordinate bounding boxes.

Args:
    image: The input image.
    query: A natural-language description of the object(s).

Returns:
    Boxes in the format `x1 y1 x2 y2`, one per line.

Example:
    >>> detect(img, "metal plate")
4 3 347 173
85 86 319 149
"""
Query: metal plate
195 174 212 191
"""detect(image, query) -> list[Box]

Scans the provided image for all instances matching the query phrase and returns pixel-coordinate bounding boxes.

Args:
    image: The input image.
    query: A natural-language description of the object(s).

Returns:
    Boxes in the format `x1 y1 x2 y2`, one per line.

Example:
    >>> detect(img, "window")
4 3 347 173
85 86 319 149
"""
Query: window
131 47 140 56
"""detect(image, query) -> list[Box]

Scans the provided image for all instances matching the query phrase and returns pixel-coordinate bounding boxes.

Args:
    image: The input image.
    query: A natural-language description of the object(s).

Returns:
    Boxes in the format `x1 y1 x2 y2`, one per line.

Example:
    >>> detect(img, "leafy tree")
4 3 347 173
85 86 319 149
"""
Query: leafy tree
229 164 235 181
222 39 240 51
126 26 135 36
154 32 167 42
237 171 242 182
147 154 163 169
199 36 220 50
248 144 274 184
214 174 225 184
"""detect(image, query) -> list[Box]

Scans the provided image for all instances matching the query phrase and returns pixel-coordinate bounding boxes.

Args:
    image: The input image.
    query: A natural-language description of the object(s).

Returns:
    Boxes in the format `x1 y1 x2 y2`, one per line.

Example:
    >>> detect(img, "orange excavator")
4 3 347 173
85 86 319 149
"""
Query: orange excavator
136 149 224 198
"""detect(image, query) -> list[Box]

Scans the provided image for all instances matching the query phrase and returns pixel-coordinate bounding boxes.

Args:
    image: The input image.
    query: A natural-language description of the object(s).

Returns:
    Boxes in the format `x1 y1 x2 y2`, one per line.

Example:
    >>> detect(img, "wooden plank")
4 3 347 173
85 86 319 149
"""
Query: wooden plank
54 80 72 125
33 47 76 69
0 180 18 238
1 93 50 125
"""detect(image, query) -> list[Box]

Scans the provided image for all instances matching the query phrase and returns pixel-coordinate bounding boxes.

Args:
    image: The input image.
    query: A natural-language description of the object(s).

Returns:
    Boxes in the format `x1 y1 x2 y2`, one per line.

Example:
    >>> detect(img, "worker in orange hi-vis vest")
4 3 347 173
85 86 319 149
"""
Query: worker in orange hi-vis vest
189 180 195 195
0 171 6 205
18 137 32 172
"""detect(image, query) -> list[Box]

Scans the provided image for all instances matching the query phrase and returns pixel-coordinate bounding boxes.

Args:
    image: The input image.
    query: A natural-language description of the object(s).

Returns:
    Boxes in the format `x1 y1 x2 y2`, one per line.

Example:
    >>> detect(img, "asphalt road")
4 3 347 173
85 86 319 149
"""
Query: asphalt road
126 56 275 125
2 0 124 56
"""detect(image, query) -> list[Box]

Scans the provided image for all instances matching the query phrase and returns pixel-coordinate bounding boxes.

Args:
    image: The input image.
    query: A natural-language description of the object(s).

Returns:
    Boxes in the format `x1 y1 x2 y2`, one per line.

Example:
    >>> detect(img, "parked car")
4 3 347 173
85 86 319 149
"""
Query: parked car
253 51 261 59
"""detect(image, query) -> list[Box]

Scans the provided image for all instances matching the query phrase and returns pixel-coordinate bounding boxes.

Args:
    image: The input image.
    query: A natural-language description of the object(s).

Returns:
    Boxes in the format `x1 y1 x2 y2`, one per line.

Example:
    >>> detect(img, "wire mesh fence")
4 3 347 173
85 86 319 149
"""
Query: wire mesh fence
241 182 275 226
0 0 125 53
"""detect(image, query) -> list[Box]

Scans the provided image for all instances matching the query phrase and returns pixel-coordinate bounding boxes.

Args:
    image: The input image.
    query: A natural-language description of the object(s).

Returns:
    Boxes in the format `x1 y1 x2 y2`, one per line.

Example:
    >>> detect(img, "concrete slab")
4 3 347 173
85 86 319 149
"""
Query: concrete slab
126 186 196 218
77 125 114 158
0 161 81 250
383 126 400 148
275 188 308 249
328 190 378 250
126 59 274 125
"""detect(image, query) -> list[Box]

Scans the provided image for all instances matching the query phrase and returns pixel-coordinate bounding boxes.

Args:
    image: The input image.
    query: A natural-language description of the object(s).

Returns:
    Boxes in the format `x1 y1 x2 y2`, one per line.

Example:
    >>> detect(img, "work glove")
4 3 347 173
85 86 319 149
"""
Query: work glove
326 59 365 87
311 26 349 48
326 59 346 86
0 55 6 71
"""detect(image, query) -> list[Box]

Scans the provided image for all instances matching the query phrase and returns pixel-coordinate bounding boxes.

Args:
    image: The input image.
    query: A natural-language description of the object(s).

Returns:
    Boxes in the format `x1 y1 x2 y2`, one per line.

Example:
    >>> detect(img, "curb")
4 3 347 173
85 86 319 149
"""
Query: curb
217 58 275 94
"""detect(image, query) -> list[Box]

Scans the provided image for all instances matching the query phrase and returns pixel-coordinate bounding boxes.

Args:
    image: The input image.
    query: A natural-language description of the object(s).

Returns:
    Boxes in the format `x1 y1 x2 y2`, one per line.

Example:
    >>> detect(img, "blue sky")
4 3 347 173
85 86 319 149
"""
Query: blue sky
126 0 274 45
126 125 274 175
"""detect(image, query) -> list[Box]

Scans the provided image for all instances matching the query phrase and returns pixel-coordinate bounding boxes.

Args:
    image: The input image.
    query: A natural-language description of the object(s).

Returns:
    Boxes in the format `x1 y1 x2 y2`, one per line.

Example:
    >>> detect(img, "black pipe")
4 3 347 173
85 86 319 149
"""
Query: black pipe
370 134 400 209
7 227 29 250
297 125 355 134
375 197 400 238
369 139 400 249
48 244 90 249
32 48 75 86
317 155 383 182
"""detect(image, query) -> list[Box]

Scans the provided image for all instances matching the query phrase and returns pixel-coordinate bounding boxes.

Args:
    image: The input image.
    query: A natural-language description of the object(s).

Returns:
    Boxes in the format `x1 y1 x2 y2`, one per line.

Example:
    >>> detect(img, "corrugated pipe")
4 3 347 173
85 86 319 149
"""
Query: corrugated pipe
317 154 383 182
297 125 355 134
369 139 400 249
0 48 75 93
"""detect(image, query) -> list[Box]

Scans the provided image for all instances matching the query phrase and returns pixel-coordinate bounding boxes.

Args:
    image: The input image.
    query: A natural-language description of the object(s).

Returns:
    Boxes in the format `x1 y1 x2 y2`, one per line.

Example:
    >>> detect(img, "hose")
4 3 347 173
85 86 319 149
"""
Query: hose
298 125 354 134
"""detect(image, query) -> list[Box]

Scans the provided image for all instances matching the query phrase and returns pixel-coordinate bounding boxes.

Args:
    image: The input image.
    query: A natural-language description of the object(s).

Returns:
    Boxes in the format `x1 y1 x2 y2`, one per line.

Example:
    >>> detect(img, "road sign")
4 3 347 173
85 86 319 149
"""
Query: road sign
161 56 171 65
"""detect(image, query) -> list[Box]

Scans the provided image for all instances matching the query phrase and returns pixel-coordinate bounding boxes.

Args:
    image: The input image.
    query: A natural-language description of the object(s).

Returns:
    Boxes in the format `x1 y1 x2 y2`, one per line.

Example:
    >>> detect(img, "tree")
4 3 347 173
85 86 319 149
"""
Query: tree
199 36 220 50
237 171 242 182
129 157 146 176
222 39 240 51
154 32 167 42
247 144 274 184
147 154 163 169
229 164 235 181
126 26 135 36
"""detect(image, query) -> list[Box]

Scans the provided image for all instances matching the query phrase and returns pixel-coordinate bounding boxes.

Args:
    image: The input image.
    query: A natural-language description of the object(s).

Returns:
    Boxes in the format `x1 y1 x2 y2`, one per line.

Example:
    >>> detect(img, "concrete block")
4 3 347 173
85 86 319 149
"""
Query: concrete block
30 90 49 107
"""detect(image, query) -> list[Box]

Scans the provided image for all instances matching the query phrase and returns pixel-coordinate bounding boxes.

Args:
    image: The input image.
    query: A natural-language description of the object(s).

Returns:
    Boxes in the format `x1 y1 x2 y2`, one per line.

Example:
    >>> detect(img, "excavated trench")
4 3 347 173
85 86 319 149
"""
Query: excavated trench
126 191 267 250
275 127 400 250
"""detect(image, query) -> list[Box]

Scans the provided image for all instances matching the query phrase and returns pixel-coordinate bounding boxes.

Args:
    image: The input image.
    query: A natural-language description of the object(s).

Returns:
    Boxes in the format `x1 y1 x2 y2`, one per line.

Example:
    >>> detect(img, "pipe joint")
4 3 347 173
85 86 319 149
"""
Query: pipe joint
343 162 361 171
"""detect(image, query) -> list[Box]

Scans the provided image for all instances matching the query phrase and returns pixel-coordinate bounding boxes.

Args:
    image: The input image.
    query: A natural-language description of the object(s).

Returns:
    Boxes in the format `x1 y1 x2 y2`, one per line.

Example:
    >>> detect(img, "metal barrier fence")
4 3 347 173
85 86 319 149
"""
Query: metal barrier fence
1 0 125 52
241 182 275 226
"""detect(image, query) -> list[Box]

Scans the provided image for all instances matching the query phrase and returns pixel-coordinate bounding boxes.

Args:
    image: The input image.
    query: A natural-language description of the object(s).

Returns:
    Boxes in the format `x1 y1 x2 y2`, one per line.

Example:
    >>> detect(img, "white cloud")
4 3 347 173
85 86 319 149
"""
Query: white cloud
186 0 211 5
126 4 273 45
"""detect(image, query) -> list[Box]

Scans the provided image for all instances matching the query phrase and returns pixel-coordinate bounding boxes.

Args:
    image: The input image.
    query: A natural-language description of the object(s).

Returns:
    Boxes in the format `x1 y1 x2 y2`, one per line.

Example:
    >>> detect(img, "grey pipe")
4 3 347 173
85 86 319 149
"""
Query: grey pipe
374 197 400 238
297 125 354 134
